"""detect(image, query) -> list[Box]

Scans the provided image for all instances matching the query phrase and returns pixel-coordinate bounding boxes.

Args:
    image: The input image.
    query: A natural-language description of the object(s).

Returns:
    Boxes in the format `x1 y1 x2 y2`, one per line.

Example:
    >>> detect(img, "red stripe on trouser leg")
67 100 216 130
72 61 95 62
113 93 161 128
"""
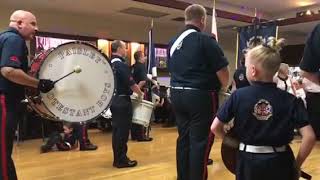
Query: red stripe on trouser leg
0 95 8 180
82 125 87 143
202 92 218 180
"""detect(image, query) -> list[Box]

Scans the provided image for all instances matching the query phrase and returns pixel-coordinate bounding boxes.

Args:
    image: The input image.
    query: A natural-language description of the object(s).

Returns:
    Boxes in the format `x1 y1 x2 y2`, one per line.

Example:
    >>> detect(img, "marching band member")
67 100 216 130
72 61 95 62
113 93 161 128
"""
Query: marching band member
0 10 55 180
110 40 143 168
168 4 229 180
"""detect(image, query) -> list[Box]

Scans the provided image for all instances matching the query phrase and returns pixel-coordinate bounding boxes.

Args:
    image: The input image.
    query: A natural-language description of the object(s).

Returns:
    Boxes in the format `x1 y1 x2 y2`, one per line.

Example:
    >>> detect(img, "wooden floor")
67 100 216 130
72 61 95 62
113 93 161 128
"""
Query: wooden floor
13 125 320 180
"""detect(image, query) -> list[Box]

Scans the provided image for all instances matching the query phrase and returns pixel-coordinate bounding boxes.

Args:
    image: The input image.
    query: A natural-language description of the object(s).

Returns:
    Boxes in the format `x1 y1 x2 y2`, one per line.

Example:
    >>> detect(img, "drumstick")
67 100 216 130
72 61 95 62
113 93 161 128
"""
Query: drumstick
53 65 82 84
301 170 312 179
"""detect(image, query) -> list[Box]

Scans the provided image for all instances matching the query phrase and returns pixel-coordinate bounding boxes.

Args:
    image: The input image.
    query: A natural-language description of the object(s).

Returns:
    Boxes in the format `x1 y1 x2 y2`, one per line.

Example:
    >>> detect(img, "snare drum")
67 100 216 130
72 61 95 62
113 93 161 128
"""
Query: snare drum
26 42 115 122
131 98 154 127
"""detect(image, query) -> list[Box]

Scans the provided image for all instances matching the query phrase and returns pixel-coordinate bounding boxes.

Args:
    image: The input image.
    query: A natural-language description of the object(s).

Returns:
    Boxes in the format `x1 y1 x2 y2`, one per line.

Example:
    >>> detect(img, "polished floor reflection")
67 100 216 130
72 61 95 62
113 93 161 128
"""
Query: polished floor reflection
13 125 320 180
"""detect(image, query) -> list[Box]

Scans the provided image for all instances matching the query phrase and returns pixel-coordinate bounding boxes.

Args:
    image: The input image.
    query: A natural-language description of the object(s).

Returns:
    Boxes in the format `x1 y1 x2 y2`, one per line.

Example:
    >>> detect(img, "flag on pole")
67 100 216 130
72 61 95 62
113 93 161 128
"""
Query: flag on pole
236 22 277 67
212 0 218 41
147 19 157 78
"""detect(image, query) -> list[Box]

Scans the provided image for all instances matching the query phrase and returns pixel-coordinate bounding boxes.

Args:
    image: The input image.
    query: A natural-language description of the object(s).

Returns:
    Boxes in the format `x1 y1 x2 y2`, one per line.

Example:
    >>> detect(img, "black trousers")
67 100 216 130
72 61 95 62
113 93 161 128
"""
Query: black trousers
236 148 298 180
306 92 320 139
0 95 23 180
131 124 145 140
110 96 133 163
171 89 217 180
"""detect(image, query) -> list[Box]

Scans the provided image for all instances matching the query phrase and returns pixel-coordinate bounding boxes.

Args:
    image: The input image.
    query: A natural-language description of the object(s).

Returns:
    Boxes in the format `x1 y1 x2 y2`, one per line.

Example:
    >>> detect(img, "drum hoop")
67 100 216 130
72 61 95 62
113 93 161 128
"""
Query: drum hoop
33 41 116 122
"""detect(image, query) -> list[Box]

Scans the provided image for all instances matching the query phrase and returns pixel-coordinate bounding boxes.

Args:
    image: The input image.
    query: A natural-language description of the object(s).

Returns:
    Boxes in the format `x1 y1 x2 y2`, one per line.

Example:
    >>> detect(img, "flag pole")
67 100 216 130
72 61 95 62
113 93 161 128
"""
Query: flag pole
212 0 218 41
235 32 239 69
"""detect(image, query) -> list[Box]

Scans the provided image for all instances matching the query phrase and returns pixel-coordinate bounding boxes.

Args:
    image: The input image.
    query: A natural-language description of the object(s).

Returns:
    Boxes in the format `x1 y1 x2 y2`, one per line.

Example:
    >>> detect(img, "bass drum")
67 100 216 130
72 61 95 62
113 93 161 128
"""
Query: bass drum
26 42 115 122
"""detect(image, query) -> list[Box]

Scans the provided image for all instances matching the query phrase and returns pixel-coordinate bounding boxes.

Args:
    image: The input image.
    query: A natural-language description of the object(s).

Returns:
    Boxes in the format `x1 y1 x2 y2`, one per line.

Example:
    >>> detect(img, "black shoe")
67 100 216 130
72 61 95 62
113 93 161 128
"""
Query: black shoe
113 160 138 168
207 158 213 165
80 143 98 151
137 137 153 142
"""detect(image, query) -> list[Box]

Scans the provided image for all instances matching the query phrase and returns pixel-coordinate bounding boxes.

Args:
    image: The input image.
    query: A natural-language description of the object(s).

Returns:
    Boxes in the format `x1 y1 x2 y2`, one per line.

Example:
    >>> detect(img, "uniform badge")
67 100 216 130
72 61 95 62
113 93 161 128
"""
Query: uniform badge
253 99 273 121
239 73 244 81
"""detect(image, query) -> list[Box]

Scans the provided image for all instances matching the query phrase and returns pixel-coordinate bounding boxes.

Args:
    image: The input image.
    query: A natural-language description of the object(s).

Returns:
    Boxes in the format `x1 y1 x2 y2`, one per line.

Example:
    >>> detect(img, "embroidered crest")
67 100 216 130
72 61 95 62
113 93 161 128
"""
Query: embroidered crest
253 99 273 121
10 56 20 63
239 73 244 81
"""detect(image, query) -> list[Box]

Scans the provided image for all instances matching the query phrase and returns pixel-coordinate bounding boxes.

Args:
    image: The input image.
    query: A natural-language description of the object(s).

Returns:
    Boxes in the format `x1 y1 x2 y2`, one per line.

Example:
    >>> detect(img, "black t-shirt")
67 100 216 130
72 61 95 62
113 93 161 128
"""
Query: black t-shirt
233 66 250 89
168 25 229 91
0 27 29 100
217 81 309 146
111 55 135 95
300 24 320 73
132 62 147 84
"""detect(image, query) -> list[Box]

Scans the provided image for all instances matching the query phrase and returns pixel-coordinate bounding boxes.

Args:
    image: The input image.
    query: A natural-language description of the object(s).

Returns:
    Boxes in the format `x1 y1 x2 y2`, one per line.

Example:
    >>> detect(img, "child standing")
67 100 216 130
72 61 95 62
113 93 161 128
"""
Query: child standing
211 38 316 180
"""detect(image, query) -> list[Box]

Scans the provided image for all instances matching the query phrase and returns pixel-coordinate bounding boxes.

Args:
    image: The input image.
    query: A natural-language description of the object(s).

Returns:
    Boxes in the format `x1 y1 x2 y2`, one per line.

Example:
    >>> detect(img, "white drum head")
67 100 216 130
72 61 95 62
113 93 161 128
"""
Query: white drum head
39 42 115 122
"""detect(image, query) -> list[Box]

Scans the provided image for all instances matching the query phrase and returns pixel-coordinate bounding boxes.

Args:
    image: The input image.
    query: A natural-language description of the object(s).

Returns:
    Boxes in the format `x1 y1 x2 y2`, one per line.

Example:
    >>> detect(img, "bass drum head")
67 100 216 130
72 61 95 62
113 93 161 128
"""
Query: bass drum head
38 42 115 122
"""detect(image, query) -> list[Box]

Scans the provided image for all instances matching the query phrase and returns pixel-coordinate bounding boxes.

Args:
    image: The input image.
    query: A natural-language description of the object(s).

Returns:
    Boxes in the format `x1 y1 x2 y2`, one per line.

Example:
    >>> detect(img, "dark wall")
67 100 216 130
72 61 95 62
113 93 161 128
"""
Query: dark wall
280 44 305 66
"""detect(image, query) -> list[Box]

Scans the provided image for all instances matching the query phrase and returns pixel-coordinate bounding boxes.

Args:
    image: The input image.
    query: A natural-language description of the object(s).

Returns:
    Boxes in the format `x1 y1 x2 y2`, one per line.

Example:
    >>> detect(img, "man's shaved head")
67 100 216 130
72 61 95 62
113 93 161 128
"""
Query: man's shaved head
9 10 38 40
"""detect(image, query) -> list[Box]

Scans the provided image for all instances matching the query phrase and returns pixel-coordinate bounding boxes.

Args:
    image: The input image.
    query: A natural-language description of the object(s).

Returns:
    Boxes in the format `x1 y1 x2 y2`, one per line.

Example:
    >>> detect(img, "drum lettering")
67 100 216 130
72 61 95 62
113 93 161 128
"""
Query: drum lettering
62 107 69 114
83 49 89 56
47 93 55 100
72 48 77 54
103 88 110 94
89 106 95 113
51 98 58 106
95 56 102 64
100 94 107 101
96 100 103 107
76 110 83 117
56 102 64 112
65 49 72 56
105 83 111 88
58 51 64 60
89 52 95 60
69 109 76 116
77 48 82 55
82 108 89 116
101 60 107 65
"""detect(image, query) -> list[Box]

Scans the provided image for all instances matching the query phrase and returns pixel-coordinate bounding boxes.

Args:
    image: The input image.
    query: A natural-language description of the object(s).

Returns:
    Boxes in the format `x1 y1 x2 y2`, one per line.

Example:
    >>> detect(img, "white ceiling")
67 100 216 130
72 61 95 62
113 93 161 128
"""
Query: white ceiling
1 0 319 44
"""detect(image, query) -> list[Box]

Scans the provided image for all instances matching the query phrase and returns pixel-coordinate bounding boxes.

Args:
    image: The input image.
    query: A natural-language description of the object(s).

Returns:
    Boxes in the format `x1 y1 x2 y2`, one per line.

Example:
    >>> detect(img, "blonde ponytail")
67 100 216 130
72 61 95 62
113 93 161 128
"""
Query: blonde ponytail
247 37 286 77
